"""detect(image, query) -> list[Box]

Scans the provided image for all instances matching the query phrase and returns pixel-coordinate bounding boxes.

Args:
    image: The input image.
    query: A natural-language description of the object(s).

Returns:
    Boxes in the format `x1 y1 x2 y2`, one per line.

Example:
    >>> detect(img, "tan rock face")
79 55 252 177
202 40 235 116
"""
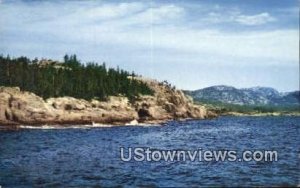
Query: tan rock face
0 92 13 125
0 87 57 125
132 77 216 122
46 97 89 111
0 78 216 126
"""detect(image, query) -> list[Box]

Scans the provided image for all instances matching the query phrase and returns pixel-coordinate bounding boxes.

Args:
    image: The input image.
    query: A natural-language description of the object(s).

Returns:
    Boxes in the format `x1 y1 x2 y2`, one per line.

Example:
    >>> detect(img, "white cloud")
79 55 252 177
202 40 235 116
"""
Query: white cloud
235 12 276 26
141 5 185 24
103 4 185 28
71 2 146 22
203 10 276 26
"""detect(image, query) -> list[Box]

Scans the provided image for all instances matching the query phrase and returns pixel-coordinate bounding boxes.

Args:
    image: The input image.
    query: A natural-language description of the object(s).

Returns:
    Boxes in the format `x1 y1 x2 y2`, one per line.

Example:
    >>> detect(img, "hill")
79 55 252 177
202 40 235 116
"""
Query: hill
185 85 299 106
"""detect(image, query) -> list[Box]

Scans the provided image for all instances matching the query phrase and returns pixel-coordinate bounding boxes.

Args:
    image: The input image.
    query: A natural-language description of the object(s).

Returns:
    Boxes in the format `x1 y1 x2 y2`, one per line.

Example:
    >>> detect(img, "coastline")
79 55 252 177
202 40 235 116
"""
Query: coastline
0 117 203 130
0 78 217 129
1 113 298 131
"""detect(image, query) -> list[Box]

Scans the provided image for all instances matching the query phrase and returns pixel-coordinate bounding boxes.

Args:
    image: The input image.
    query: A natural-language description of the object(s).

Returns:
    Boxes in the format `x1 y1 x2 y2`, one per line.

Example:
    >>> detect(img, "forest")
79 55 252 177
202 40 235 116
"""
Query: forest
0 54 154 100
196 100 300 114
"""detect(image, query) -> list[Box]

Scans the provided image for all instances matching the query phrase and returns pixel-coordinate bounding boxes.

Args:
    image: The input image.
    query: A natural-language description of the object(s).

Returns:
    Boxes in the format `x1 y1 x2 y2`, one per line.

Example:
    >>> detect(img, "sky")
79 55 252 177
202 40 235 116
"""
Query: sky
0 0 299 92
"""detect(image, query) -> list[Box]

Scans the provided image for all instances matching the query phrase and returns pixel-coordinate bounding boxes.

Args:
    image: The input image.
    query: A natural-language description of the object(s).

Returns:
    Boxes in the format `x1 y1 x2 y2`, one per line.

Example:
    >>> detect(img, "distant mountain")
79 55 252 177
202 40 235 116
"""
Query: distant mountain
184 85 300 106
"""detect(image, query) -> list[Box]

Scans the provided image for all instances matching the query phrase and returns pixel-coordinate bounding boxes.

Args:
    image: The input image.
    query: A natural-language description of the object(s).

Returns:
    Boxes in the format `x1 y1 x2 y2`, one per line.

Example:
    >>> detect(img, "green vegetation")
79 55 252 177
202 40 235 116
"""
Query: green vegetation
196 100 300 114
0 54 154 100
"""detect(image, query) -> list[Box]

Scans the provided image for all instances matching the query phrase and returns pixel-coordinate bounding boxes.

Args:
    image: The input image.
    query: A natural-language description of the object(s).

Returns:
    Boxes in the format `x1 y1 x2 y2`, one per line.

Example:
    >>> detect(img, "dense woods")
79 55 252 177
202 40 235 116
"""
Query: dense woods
197 100 300 114
0 54 153 100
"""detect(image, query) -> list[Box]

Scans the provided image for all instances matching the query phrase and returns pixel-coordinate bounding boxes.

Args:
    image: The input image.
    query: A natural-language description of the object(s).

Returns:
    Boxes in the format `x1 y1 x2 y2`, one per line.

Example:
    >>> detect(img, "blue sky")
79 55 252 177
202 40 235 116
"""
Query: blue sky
0 0 299 91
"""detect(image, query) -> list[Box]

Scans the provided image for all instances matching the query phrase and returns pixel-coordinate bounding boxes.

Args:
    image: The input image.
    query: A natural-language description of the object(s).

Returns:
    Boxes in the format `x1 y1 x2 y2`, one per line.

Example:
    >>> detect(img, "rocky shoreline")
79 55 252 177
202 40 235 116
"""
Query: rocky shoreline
0 78 216 128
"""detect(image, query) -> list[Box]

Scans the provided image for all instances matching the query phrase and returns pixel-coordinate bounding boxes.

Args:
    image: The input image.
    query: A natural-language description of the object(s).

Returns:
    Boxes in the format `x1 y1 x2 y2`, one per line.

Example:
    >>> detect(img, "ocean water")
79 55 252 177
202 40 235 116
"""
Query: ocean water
0 116 299 187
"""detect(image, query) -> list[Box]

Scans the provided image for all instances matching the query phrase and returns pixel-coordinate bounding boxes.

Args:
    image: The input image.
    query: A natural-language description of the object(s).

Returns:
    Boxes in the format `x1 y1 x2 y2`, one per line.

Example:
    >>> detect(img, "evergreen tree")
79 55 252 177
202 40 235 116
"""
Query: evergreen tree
0 54 154 100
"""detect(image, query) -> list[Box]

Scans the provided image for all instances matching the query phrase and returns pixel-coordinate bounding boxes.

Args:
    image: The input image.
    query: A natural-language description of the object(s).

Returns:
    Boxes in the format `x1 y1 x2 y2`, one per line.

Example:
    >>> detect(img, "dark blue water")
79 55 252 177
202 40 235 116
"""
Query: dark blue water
0 116 299 187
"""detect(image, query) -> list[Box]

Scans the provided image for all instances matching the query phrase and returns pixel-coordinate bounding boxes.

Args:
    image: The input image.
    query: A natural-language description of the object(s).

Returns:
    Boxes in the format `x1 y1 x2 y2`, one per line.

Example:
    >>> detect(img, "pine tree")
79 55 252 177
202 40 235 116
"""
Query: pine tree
0 54 154 100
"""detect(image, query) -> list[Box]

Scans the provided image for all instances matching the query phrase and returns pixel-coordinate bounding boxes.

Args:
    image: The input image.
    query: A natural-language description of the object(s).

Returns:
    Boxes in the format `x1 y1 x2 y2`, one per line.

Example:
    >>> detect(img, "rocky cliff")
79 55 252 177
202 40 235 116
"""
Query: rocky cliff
0 78 216 127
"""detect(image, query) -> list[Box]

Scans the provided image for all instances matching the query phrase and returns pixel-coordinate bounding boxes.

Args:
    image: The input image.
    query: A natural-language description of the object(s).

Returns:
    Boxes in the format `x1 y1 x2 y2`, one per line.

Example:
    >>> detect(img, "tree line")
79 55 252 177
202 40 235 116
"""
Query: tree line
0 54 153 100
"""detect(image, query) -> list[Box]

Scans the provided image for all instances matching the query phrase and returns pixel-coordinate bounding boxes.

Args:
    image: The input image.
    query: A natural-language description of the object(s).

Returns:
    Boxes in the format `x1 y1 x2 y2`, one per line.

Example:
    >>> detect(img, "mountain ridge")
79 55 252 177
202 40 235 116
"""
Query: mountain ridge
185 85 299 106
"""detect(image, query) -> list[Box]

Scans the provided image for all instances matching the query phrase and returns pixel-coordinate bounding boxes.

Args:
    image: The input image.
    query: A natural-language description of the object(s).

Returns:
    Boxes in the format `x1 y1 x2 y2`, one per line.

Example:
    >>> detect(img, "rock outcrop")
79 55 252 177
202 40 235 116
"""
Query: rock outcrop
132 77 212 122
0 78 216 127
